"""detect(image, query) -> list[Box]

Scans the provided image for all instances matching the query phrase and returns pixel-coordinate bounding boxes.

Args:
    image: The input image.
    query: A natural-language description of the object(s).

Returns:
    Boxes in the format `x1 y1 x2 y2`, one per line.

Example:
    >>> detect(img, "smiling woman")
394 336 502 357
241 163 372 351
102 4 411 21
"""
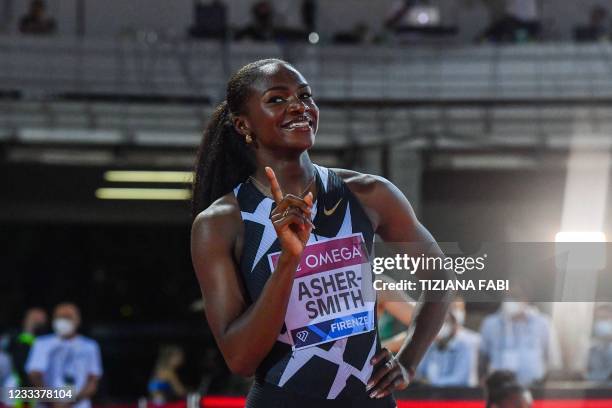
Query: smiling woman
190 59 454 407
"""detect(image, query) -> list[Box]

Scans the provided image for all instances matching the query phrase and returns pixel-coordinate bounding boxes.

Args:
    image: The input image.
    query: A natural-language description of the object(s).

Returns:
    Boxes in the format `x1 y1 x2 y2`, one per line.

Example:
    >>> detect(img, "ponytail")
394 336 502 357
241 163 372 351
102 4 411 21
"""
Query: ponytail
191 100 256 219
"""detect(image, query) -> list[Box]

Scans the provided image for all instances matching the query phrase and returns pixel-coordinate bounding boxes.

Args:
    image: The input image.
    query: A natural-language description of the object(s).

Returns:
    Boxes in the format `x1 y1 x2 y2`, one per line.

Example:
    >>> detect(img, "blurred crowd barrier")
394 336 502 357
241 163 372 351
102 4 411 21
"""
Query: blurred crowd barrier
2 37 612 160
3 36 612 101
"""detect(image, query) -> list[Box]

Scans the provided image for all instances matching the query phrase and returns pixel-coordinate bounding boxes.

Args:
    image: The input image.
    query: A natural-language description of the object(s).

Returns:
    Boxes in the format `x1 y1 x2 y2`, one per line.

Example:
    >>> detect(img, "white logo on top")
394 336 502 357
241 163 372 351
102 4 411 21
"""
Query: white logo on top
296 330 309 343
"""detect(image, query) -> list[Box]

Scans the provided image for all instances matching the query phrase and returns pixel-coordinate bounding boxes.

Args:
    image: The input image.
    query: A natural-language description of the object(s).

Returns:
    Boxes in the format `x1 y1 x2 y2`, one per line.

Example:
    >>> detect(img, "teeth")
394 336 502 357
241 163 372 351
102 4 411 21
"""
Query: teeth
288 121 309 129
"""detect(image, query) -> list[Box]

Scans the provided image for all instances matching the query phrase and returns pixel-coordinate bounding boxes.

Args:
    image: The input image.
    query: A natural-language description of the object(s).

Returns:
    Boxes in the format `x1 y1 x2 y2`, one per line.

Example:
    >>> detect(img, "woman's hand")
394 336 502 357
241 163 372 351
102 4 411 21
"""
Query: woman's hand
266 166 314 258
366 348 413 399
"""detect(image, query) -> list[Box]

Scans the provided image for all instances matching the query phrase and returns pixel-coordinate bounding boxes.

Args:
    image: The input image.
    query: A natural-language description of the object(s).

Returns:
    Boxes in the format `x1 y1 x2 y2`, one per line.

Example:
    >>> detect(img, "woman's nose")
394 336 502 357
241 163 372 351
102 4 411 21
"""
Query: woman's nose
287 96 307 113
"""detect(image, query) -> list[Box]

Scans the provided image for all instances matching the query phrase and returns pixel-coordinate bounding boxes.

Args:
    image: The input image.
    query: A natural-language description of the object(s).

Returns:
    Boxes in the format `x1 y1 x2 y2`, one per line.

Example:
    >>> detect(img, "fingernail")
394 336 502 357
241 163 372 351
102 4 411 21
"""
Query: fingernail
365 382 374 391
369 391 378 399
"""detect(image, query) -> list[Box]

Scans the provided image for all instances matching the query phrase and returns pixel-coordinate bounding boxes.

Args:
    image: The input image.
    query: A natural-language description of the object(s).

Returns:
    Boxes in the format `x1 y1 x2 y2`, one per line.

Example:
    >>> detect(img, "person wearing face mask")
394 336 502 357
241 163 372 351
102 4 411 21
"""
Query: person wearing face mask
450 296 481 386
586 303 612 381
415 309 477 386
4 307 48 388
479 287 560 386
25 303 102 408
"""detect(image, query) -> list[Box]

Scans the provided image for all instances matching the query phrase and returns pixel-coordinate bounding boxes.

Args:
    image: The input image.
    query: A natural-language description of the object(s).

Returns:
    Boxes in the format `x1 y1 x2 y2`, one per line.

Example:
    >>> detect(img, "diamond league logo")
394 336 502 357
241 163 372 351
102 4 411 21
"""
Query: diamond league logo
296 330 309 343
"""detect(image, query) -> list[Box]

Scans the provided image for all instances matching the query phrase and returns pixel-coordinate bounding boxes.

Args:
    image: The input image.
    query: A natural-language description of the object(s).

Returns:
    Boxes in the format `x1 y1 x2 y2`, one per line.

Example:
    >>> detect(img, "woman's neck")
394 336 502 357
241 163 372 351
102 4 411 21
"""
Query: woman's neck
252 151 316 197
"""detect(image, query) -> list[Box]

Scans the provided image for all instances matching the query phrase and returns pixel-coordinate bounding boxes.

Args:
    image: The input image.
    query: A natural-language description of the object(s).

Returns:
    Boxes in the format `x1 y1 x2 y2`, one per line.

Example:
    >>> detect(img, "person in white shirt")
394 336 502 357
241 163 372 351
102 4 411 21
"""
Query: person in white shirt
26 303 102 408
416 302 478 387
449 296 481 386
479 289 560 386
586 303 612 381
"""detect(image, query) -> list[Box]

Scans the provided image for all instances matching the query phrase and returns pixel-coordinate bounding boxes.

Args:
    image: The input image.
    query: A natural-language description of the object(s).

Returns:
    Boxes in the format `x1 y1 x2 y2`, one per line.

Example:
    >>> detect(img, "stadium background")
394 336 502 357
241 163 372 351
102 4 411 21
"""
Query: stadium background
1 0 612 406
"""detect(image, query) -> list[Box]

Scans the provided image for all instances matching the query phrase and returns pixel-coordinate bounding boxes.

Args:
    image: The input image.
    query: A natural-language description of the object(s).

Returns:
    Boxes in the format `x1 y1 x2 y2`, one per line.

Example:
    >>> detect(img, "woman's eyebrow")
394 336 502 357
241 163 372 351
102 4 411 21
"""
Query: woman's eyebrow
263 83 309 93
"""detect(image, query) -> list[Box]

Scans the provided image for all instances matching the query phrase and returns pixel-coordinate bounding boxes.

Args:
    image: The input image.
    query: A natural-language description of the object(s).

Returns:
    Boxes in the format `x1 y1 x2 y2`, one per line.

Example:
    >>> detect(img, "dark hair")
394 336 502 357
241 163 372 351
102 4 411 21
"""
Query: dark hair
485 370 526 407
191 58 291 219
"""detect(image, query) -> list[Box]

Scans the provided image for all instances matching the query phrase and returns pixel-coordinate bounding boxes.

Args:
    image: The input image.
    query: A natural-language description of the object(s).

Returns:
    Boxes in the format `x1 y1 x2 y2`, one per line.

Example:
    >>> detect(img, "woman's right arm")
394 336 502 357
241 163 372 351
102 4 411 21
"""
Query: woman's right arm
191 202 300 376
191 168 313 377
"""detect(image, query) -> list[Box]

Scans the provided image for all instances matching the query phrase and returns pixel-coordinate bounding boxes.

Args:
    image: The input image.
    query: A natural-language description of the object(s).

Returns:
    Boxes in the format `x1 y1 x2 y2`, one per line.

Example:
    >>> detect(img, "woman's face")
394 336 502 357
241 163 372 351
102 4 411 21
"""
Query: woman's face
238 63 319 154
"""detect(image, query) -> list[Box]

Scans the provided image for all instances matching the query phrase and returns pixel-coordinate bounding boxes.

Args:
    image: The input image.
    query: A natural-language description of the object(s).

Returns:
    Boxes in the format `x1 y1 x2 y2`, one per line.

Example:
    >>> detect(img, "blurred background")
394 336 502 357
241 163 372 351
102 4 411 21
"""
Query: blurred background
1 0 612 407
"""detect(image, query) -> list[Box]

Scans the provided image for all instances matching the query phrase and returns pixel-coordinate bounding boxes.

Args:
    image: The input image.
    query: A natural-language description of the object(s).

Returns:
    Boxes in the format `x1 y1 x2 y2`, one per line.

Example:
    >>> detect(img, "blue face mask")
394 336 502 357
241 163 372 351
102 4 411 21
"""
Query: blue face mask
594 319 612 338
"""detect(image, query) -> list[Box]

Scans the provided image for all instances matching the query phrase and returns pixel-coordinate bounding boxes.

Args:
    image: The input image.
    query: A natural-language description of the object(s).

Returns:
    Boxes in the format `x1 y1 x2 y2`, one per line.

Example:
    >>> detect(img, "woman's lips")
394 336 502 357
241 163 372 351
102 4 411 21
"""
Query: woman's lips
283 120 312 130
281 115 315 130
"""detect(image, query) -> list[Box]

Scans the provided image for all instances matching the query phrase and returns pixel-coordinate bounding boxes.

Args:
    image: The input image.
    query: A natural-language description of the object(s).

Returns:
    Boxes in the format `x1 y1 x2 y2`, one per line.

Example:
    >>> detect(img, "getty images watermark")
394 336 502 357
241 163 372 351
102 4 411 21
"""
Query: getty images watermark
371 253 510 292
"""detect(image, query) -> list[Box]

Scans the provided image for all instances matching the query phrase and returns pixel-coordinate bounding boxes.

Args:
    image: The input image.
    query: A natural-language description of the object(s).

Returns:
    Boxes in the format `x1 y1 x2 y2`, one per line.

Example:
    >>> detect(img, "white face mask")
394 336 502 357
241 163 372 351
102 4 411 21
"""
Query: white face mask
53 318 75 337
437 322 452 340
593 319 612 338
451 308 466 326
502 301 525 317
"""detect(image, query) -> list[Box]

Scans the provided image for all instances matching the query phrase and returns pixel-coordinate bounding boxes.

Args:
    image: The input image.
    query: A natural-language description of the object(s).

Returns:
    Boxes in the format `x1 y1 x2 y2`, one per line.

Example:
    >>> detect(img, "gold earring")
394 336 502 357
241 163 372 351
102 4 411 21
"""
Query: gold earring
245 134 253 144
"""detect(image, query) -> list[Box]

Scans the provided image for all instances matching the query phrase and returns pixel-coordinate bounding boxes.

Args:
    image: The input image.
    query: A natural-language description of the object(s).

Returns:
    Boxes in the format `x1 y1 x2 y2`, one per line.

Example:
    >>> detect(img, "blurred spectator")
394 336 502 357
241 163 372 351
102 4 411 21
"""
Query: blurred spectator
301 0 317 33
375 275 415 353
574 5 610 42
332 23 372 45
19 0 56 35
416 307 477 386
189 0 228 40
383 0 450 44
478 0 541 43
485 370 533 408
0 350 16 406
4 307 48 387
450 296 481 386
0 349 13 386
586 303 612 381
148 345 187 404
479 287 561 386
235 1 275 41
26 303 102 408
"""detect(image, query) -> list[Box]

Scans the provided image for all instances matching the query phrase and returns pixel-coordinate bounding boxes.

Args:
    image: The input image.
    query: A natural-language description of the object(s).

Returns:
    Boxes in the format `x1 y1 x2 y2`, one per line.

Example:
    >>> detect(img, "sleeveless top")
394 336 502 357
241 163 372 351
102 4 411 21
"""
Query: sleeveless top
233 164 382 400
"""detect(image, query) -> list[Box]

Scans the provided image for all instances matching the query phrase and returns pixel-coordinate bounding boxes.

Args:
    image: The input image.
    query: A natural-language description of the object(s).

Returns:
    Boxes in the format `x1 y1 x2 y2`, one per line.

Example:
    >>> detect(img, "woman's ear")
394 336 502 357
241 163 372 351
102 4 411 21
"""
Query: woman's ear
232 116 250 137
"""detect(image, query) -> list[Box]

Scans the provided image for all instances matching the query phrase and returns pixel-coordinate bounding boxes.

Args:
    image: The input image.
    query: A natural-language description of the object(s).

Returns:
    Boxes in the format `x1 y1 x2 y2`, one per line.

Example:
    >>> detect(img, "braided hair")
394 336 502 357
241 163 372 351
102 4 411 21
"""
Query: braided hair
191 58 291 219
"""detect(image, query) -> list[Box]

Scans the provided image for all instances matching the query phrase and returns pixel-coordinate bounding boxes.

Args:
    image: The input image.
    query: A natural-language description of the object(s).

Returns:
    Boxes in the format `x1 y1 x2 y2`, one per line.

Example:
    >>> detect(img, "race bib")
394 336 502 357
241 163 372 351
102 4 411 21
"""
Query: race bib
268 233 376 350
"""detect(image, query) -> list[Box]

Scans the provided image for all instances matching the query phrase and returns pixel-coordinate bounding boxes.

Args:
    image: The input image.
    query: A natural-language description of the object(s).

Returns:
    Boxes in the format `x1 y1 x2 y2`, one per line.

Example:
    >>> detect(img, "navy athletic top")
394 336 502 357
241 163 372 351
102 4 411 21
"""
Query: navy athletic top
233 164 393 402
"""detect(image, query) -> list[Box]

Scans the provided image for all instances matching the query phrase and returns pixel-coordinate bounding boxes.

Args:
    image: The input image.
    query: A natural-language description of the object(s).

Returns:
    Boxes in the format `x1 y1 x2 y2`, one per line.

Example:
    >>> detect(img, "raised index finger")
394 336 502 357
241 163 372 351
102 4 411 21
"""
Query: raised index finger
265 166 284 204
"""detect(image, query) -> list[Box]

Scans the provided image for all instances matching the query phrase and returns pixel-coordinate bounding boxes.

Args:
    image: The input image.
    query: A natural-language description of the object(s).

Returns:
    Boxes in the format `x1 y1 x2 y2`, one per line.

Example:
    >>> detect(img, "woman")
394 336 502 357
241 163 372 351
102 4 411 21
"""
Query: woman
148 346 187 404
191 58 452 407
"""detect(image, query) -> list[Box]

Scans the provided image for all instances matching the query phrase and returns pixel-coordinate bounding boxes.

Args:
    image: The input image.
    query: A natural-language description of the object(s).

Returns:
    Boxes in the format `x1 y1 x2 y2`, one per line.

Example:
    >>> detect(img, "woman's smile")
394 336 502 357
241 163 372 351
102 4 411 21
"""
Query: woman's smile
280 114 315 132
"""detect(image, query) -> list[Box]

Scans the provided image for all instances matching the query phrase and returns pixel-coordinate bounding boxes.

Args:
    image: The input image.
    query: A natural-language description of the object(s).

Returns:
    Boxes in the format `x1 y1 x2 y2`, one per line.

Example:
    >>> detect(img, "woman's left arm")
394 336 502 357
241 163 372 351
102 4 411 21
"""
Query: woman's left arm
354 174 455 398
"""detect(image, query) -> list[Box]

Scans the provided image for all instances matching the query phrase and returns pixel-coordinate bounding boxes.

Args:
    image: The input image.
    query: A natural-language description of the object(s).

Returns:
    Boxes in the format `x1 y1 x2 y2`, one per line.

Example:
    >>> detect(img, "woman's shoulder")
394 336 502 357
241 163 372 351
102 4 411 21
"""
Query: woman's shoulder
329 167 392 195
191 192 242 243
328 168 398 232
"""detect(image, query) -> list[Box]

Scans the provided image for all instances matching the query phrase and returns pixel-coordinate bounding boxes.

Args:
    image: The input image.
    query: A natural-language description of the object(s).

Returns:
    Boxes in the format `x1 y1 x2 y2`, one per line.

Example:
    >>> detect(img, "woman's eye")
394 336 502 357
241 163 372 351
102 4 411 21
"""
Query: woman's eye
301 92 312 99
268 96 285 103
